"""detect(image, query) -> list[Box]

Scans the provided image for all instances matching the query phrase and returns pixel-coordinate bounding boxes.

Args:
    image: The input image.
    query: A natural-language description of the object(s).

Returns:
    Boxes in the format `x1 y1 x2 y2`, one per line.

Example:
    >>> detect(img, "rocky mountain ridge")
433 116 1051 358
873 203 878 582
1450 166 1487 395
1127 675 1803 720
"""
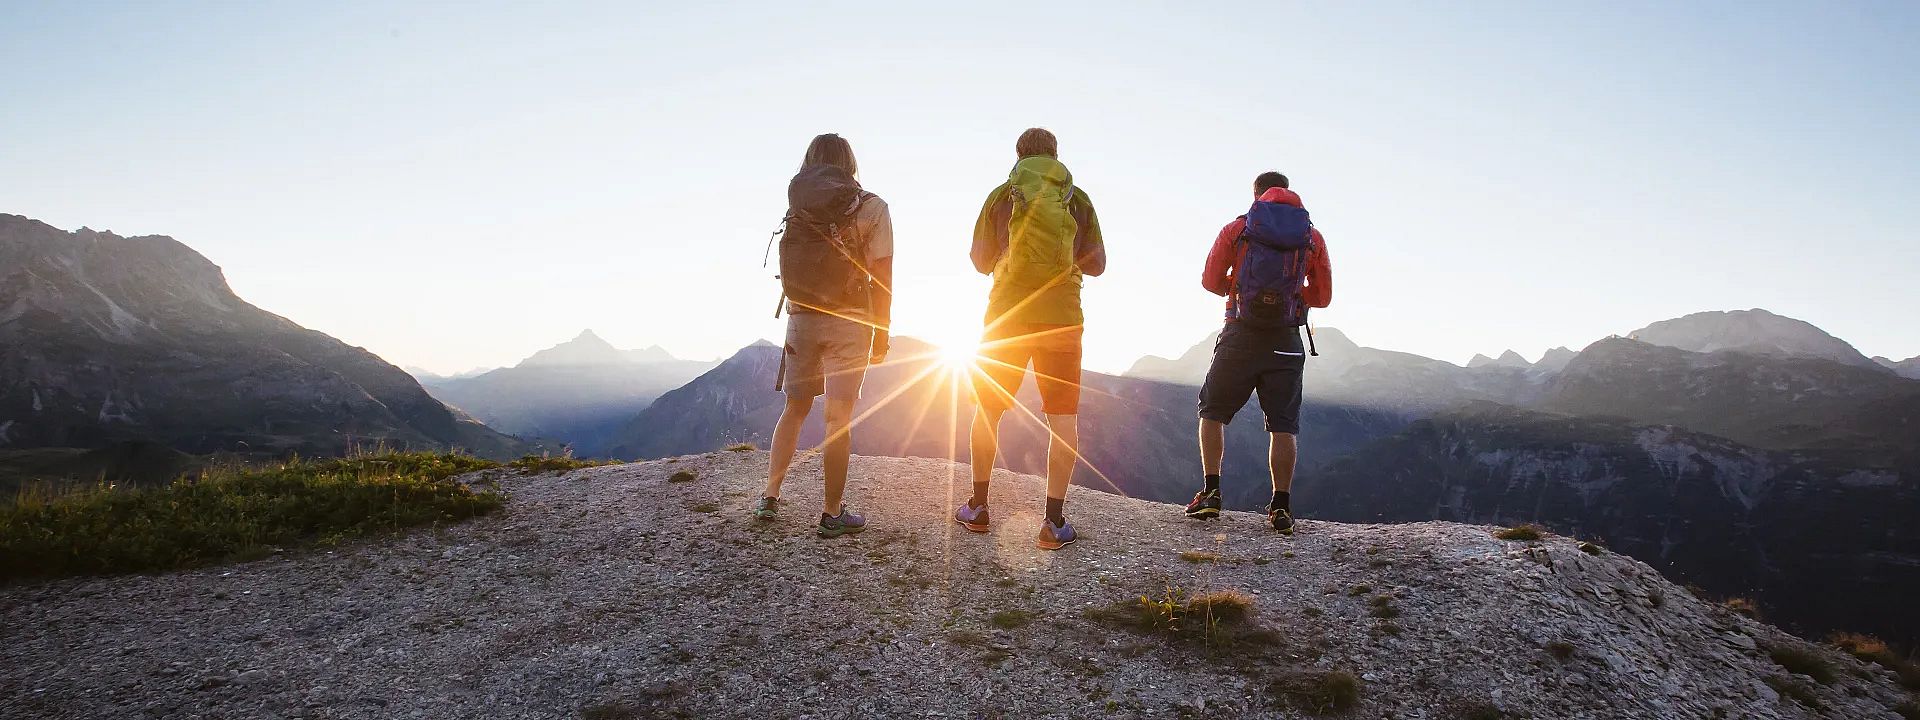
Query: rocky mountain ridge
2 453 1912 719
0 214 522 458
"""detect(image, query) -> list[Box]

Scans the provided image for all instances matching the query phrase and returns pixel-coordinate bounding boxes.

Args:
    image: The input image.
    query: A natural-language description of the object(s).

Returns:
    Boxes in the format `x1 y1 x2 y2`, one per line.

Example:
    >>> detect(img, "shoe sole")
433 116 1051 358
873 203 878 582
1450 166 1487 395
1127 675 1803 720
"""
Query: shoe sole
1185 508 1220 519
955 517 990 533
1037 536 1075 550
818 525 868 538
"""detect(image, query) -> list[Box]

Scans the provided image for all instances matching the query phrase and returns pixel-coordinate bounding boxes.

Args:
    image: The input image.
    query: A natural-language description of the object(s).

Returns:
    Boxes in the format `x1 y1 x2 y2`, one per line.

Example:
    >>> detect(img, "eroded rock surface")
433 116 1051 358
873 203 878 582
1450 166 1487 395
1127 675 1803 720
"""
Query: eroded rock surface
2 452 1911 719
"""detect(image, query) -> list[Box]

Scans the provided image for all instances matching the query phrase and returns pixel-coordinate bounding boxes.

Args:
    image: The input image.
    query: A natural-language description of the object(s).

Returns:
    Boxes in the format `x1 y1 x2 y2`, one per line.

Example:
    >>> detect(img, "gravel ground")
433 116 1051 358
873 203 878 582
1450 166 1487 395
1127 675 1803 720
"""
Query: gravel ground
1 451 1913 719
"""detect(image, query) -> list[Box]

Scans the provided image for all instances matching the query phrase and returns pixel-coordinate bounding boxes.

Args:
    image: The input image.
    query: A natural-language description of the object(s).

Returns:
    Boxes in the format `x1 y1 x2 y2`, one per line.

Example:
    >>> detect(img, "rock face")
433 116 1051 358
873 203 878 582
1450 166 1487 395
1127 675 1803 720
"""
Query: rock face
0 214 522 458
2 454 1912 719
608 339 1407 510
1629 308 1884 370
1303 402 1920 648
419 329 716 456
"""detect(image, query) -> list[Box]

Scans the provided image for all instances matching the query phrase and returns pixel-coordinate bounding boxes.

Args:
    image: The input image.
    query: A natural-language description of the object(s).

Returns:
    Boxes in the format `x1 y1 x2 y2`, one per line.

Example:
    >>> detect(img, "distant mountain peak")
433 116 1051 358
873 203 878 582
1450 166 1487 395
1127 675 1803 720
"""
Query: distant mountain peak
1628 308 1881 370
1874 354 1920 380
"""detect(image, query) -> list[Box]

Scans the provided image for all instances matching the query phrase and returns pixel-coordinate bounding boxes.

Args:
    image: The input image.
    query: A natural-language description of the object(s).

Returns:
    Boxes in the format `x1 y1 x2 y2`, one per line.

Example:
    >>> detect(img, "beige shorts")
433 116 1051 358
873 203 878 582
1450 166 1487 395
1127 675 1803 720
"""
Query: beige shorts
781 312 873 401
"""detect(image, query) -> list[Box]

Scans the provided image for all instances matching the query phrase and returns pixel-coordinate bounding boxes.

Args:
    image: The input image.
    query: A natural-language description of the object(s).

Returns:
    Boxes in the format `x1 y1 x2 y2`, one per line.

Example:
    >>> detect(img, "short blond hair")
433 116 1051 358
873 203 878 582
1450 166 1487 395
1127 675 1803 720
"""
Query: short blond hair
1015 128 1058 158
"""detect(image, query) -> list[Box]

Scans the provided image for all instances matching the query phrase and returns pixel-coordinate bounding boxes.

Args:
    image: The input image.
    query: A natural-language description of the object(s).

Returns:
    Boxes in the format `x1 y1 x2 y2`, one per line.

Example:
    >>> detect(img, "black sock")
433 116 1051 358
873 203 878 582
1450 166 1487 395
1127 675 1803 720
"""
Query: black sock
969 483 989 508
1204 474 1221 493
1270 490 1291 513
1045 497 1065 526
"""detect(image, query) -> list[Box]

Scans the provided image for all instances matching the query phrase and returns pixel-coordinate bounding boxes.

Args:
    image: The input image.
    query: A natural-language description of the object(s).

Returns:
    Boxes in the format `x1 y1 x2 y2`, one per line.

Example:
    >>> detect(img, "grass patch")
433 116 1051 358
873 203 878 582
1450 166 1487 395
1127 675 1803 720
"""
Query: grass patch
1578 541 1605 555
1723 597 1761 619
507 454 608 474
1084 587 1270 650
1829 632 1920 689
990 609 1034 630
725 443 756 452
1268 670 1361 715
689 502 720 514
667 470 697 483
1 451 501 579
1493 523 1546 541
1347 584 1373 597
1179 550 1220 564
1768 644 1837 684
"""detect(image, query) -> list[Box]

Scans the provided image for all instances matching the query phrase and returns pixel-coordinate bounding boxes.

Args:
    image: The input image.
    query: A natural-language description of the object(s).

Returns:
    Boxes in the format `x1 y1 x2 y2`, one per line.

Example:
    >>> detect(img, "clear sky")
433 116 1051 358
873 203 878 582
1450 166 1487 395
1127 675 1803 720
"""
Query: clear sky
4 1 1916 374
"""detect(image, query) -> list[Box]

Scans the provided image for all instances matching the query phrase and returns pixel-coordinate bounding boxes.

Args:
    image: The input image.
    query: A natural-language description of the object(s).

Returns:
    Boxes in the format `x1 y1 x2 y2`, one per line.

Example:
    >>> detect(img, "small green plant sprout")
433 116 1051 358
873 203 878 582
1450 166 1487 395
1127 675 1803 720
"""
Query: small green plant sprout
1493 523 1546 541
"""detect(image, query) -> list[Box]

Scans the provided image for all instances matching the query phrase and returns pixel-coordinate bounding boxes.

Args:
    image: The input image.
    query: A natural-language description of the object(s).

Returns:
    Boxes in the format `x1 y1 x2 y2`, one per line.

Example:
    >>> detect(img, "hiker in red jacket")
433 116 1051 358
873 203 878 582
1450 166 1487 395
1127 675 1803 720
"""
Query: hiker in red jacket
1185 171 1332 534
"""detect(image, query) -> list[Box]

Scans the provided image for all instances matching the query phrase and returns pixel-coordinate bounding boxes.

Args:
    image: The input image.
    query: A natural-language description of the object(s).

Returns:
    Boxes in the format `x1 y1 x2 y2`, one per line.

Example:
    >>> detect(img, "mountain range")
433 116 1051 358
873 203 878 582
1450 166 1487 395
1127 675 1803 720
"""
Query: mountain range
3 211 1914 648
415 330 716 456
0 214 523 462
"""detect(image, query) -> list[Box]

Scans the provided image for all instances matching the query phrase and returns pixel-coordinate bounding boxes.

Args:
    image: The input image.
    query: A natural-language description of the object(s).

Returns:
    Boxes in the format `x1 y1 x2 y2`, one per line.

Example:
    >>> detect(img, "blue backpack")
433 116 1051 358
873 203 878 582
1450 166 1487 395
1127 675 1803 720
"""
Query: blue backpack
1233 199 1315 329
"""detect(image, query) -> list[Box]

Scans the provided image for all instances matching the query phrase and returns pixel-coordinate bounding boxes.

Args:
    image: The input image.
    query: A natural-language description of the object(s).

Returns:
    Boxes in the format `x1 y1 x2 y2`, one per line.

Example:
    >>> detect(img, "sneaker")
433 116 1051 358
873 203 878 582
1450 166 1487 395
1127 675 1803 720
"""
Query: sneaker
1184 490 1222 519
754 496 779 520
818 506 867 538
954 501 990 533
1037 517 1077 550
1265 505 1296 536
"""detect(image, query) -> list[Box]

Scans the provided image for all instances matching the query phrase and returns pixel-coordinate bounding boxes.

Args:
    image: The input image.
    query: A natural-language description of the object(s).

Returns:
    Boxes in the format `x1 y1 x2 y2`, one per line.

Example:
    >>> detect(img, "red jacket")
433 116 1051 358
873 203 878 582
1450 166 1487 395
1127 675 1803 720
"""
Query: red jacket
1201 187 1333 315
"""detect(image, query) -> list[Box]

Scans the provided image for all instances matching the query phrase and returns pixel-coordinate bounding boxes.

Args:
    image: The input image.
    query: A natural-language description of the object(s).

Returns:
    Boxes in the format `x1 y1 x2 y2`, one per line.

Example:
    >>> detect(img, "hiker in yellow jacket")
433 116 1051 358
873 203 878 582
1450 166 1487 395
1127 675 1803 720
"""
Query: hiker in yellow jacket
953 128 1106 550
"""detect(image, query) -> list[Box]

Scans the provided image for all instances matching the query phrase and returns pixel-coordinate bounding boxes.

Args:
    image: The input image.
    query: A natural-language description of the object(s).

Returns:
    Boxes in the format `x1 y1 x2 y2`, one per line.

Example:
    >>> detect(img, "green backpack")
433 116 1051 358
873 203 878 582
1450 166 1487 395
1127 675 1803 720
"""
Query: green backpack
994 156 1081 306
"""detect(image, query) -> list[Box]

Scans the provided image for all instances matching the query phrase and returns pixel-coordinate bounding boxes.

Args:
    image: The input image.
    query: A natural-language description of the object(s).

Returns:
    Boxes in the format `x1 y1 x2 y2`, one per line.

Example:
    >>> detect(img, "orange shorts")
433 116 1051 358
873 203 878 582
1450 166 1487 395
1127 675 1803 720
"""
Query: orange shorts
970 323 1083 415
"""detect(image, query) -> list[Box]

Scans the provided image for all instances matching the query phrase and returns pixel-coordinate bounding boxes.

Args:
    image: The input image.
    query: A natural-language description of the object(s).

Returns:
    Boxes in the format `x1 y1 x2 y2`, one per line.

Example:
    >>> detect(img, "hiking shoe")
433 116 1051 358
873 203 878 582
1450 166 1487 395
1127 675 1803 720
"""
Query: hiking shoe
1037 518 1077 550
754 496 779 520
818 506 867 538
1184 490 1222 519
1265 505 1296 535
954 501 990 533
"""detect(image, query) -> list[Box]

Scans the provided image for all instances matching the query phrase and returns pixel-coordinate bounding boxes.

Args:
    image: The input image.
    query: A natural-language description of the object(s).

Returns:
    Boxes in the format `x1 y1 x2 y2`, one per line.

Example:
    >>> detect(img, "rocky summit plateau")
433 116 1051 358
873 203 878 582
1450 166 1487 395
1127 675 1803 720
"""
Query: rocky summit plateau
3 453 1913 719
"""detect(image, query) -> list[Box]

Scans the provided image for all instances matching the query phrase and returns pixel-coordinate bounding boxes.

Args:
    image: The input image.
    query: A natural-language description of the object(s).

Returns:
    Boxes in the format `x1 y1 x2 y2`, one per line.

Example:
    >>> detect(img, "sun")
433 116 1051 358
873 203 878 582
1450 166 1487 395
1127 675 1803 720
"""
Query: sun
929 330 981 370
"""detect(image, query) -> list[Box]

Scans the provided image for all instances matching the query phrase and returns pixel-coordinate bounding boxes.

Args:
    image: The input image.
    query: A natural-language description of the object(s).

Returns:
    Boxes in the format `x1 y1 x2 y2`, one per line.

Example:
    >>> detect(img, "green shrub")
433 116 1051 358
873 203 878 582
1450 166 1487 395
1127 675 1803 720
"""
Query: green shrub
0 451 501 579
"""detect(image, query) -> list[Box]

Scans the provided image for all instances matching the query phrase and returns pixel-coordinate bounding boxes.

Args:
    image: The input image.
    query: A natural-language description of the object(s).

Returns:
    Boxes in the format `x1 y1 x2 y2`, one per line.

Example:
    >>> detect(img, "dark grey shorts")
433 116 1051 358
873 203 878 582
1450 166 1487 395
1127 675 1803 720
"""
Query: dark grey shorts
1197 323 1305 434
